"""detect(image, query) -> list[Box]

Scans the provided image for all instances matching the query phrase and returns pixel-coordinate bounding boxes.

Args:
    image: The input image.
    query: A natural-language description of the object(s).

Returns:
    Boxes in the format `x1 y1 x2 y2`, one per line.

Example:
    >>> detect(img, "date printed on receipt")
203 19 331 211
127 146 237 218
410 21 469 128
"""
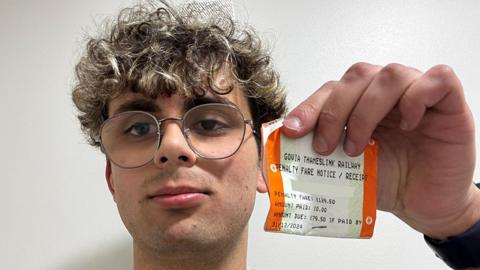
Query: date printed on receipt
261 118 378 238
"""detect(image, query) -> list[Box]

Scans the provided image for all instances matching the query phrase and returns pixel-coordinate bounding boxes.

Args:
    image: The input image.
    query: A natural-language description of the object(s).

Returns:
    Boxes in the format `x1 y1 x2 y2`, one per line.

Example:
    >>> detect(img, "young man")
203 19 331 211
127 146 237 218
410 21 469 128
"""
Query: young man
72 1 480 269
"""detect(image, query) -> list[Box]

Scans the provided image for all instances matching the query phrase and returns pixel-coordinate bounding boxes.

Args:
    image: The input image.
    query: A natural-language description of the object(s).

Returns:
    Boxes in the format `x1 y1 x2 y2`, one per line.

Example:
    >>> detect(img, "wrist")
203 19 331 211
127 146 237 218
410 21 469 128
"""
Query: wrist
425 183 480 240
423 183 480 270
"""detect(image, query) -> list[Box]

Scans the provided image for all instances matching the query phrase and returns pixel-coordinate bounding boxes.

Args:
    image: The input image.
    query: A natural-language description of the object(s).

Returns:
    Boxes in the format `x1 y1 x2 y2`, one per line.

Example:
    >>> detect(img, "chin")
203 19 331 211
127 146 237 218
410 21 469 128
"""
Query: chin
134 222 228 254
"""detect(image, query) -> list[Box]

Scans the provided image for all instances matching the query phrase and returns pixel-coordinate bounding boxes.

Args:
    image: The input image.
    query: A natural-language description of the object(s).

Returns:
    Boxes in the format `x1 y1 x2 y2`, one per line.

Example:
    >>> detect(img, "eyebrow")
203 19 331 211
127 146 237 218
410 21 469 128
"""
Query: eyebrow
112 99 161 116
183 95 233 110
111 94 235 116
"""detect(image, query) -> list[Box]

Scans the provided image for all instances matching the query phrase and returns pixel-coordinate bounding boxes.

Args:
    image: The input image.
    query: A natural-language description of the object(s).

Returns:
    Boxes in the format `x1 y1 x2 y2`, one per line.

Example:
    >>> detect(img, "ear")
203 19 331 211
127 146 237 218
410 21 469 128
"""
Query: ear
105 159 116 200
256 172 268 193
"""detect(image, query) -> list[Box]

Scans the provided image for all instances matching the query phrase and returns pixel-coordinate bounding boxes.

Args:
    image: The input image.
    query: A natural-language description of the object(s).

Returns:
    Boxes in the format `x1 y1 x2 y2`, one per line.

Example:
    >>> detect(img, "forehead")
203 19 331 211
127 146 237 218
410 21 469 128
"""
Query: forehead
107 86 251 118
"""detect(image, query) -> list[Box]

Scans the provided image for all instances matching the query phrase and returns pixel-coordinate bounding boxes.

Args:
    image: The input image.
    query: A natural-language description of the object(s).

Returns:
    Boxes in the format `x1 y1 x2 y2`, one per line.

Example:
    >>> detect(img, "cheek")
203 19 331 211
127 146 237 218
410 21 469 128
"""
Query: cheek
110 170 145 220
217 140 260 211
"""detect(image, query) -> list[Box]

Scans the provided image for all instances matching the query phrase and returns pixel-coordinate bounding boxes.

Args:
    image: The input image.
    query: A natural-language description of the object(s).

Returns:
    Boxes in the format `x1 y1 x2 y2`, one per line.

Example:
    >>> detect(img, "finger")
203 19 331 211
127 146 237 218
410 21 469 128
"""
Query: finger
344 63 422 156
312 62 382 154
398 64 467 131
282 80 337 137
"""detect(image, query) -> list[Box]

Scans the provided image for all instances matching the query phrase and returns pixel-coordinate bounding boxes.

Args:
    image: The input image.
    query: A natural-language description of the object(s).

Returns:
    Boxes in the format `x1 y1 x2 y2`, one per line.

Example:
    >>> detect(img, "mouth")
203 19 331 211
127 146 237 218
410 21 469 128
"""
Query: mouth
148 186 211 209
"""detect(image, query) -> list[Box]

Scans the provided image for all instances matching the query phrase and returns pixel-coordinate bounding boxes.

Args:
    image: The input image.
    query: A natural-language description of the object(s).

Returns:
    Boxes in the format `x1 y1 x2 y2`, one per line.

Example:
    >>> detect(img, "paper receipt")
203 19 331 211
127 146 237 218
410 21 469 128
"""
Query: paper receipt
261 118 378 238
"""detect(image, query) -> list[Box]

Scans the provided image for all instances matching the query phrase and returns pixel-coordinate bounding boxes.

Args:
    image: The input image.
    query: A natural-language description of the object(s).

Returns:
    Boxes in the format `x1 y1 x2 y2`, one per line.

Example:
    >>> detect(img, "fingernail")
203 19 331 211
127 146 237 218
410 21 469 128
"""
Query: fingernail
315 136 328 153
400 119 408 130
343 138 356 156
283 116 302 131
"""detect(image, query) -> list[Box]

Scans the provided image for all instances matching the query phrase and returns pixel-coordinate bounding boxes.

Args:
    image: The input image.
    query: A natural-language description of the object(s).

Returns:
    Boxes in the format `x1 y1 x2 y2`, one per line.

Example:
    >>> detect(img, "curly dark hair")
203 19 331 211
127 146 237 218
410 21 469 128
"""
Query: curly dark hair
72 0 287 153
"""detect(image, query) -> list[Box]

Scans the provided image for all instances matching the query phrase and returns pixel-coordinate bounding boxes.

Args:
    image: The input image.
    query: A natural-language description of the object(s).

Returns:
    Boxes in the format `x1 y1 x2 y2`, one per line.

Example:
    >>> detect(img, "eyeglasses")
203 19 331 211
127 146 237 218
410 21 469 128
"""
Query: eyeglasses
99 103 255 168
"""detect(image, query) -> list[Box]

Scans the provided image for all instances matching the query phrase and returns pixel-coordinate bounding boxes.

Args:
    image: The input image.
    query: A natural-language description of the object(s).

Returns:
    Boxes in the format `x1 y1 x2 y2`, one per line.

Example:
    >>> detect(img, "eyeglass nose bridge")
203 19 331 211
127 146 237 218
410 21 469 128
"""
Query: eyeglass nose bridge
157 117 183 126
155 116 191 146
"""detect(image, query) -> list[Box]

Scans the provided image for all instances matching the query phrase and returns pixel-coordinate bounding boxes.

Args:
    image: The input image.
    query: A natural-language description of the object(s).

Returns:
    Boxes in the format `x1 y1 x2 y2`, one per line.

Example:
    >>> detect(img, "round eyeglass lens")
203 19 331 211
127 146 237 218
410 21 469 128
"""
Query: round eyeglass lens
100 111 159 168
183 104 246 159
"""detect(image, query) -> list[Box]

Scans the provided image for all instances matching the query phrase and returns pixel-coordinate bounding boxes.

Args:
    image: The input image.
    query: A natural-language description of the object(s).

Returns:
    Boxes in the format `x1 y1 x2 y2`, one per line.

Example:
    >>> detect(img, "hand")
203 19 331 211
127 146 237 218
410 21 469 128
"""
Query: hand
282 63 480 239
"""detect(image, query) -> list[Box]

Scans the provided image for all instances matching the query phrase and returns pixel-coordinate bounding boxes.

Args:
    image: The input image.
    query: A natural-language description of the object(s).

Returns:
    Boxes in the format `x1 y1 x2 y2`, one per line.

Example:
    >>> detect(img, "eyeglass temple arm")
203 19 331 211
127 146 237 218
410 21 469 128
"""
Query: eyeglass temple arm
244 119 259 136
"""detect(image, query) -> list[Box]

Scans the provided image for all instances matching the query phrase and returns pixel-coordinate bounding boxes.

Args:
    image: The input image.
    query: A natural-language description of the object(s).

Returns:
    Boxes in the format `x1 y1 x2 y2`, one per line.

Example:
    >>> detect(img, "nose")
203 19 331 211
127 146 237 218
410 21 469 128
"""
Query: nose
152 119 197 169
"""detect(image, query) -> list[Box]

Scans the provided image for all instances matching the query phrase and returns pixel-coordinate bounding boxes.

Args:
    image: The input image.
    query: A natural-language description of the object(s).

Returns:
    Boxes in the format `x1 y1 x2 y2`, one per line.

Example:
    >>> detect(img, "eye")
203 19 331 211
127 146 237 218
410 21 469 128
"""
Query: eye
200 119 224 130
125 122 156 136
191 118 229 135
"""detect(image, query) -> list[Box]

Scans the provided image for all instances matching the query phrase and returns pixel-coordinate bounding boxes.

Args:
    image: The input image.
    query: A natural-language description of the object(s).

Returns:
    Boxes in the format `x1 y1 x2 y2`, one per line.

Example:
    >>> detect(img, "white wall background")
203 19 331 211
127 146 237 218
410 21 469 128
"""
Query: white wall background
1 0 479 269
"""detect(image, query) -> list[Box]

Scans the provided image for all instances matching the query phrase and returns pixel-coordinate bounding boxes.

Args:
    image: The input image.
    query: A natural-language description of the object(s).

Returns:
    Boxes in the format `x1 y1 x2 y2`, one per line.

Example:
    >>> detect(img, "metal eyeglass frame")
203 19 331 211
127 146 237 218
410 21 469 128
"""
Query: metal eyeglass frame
98 103 256 169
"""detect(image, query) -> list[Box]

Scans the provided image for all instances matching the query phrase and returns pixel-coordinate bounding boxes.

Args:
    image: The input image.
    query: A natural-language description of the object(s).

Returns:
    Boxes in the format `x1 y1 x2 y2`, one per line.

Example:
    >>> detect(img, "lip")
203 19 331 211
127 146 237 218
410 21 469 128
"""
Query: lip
148 186 210 209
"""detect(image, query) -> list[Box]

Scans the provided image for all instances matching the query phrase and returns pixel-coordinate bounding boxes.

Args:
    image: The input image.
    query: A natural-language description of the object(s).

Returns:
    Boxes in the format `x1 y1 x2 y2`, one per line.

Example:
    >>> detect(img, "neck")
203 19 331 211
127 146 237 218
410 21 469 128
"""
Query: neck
133 226 248 270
